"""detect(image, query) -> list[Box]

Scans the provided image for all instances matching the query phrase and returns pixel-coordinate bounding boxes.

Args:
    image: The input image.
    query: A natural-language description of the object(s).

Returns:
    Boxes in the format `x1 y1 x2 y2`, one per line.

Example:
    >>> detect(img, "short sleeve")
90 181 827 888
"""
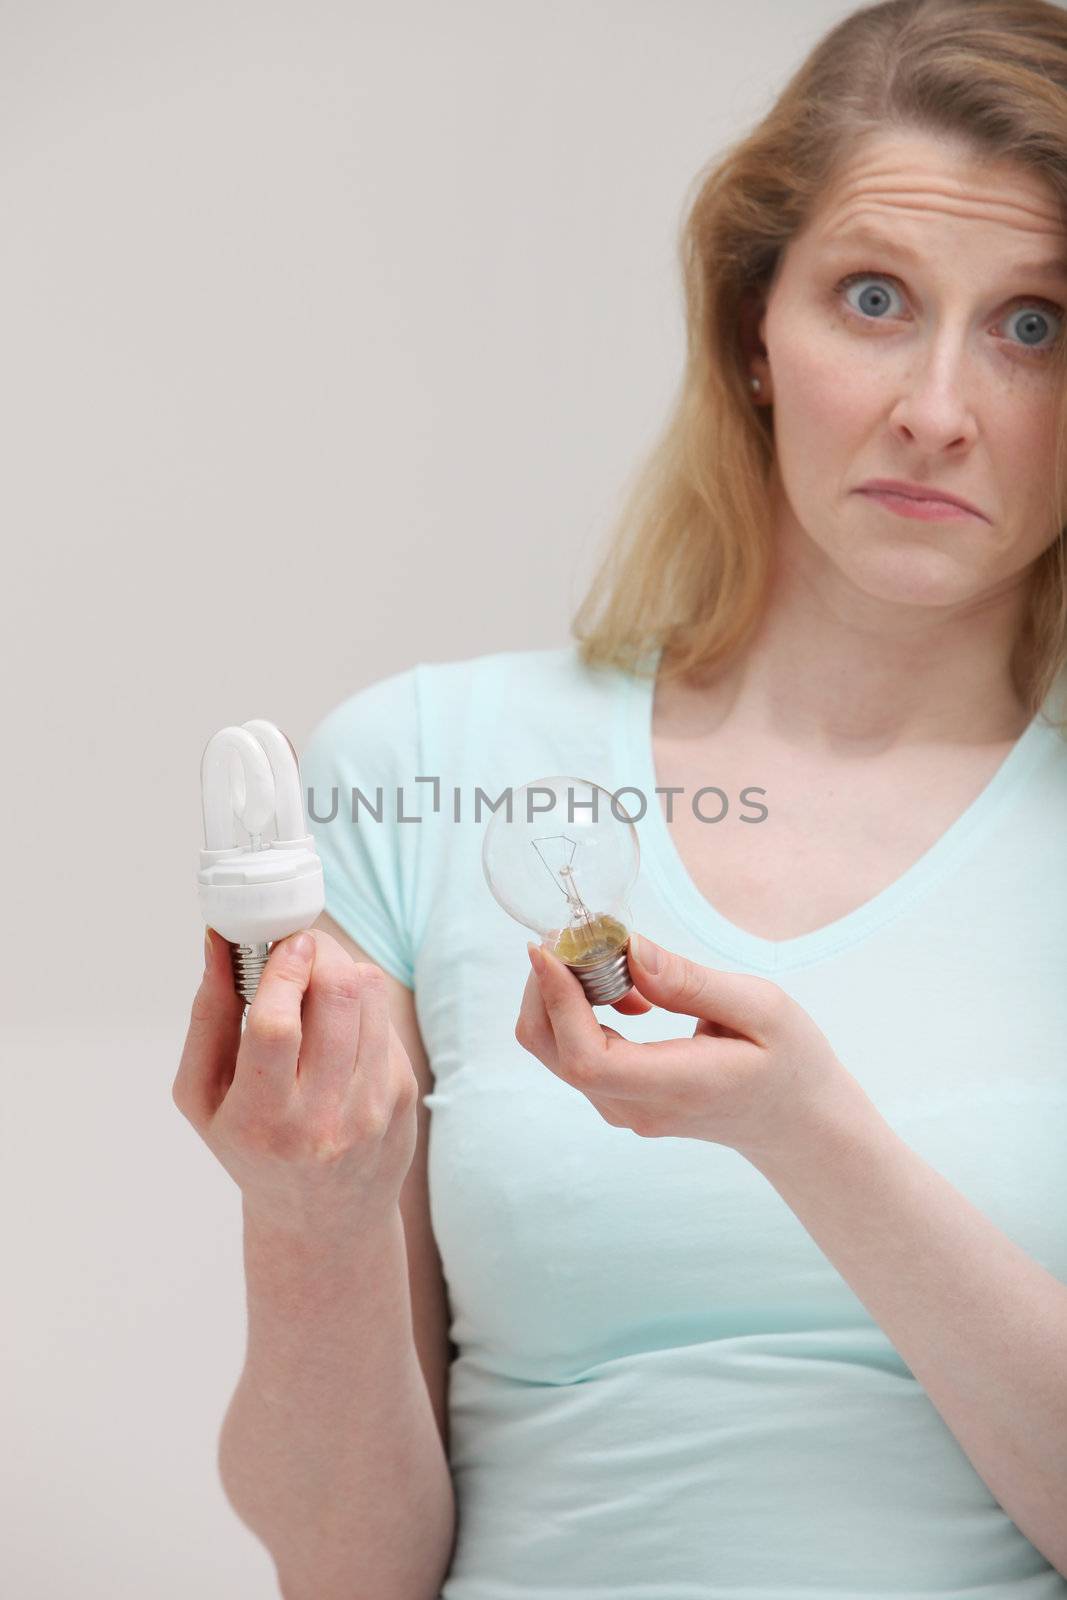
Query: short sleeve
300 665 423 989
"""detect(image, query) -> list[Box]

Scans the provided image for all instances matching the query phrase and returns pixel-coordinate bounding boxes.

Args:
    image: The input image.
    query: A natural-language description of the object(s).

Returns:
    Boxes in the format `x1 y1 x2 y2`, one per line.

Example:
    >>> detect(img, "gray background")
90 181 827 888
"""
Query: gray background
1 2 849 1593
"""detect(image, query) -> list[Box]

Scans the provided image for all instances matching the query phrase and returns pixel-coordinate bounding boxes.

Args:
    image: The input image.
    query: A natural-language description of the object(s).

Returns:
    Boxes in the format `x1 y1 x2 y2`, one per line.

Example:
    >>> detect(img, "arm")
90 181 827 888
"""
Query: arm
747 1101 1067 1578
216 915 456 1600
219 1202 456 1600
524 935 1067 1575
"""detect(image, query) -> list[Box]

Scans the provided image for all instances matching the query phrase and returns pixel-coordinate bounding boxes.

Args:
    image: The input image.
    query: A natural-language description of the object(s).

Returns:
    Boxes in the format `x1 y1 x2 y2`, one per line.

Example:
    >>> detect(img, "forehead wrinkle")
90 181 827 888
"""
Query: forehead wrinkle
828 196 1064 240
821 220 1067 287
822 160 1066 235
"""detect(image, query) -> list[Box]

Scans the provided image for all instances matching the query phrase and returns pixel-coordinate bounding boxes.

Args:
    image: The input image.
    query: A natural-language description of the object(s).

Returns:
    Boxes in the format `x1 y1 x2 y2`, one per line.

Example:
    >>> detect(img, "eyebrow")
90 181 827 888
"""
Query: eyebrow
822 223 1067 287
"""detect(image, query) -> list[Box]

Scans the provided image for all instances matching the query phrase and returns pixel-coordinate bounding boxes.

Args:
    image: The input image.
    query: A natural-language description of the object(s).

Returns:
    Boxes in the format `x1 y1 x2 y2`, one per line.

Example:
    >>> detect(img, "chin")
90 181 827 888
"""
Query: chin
842 546 979 606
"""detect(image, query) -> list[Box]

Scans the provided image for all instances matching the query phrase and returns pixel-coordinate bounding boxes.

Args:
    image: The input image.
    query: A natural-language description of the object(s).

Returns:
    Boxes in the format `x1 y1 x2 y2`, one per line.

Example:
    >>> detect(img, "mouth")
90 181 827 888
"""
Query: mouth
855 480 988 522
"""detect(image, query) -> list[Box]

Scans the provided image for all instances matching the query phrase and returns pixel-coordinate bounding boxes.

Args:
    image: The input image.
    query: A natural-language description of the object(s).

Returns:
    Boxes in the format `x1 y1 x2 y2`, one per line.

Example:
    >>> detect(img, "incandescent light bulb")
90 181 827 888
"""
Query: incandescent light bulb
481 774 640 1005
197 719 325 1006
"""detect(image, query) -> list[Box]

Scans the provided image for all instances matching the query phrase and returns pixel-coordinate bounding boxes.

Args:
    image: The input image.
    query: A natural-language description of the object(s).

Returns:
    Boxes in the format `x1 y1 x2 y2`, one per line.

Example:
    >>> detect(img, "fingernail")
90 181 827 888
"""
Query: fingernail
527 941 547 976
632 932 661 972
291 931 314 962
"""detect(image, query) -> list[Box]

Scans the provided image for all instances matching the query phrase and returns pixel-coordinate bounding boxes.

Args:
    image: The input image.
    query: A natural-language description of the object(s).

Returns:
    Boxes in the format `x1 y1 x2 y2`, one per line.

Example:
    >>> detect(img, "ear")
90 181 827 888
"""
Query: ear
737 287 771 398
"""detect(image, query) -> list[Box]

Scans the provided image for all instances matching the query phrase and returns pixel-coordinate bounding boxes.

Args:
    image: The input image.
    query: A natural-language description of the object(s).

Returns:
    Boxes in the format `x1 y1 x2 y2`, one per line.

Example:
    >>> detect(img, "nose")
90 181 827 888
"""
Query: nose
887 346 978 453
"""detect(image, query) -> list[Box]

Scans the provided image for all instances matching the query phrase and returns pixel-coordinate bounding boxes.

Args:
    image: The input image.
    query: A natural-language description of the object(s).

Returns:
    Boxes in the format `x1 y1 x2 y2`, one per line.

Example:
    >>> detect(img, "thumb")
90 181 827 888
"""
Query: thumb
628 931 774 1042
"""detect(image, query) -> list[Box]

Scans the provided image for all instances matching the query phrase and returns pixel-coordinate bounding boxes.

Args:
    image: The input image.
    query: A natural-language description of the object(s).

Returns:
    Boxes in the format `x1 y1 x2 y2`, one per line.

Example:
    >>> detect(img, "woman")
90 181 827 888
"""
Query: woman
174 0 1067 1593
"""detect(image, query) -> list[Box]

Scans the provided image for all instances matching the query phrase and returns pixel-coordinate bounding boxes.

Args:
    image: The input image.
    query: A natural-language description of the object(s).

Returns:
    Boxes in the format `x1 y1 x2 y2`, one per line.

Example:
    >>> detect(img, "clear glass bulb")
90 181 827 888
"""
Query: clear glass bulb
481 774 640 1005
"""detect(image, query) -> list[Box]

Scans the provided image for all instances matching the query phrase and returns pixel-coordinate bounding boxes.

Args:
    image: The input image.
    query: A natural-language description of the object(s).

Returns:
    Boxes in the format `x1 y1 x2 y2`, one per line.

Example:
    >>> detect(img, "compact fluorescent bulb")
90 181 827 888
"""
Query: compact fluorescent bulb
197 718 325 1005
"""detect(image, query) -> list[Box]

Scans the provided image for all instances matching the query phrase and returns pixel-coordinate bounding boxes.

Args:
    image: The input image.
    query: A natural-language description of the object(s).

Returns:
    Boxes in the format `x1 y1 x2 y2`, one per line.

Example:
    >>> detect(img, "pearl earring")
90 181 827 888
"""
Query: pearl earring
750 375 762 394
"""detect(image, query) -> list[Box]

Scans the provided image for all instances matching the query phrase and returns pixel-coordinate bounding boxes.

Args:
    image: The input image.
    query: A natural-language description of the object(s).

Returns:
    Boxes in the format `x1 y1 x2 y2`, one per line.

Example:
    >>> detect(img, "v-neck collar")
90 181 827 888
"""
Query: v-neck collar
614 644 1059 974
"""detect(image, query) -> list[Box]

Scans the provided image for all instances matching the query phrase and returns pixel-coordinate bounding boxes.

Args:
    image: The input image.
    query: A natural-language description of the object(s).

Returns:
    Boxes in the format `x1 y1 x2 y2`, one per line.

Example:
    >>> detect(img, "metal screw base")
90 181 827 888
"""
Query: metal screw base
568 944 633 1005
232 941 271 1006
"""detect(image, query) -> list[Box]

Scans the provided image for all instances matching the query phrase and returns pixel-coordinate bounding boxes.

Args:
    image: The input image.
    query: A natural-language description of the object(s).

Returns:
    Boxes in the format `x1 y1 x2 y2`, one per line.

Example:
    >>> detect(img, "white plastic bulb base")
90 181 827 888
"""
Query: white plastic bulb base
198 837 325 1004
198 837 325 945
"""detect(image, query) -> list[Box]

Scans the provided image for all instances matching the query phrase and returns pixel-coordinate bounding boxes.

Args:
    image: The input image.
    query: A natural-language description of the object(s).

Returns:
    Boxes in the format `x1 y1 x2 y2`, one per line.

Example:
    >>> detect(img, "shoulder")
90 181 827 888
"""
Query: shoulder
304 641 633 771
310 643 577 718
303 662 420 760
418 639 633 706
416 641 584 692
411 641 624 729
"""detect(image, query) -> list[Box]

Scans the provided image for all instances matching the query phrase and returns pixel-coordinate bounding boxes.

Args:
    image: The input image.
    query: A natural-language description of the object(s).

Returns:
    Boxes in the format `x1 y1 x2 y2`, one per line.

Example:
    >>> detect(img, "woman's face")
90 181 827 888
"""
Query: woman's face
753 129 1067 608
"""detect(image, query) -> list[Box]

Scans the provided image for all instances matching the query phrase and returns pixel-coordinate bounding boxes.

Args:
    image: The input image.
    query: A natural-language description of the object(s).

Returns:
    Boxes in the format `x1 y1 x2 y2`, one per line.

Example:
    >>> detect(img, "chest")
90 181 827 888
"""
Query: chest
649 731 1017 941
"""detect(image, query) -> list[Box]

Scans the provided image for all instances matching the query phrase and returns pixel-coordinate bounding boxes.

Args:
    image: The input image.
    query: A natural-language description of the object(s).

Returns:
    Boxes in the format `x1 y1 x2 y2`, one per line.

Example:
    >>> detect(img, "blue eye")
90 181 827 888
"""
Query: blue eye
1005 305 1062 353
837 270 1064 358
838 273 908 320
839 273 901 322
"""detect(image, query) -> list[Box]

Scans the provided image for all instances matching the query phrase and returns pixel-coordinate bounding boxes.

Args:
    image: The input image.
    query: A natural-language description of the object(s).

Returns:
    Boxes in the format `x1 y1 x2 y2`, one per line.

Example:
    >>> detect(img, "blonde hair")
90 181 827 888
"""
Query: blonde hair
571 0 1067 727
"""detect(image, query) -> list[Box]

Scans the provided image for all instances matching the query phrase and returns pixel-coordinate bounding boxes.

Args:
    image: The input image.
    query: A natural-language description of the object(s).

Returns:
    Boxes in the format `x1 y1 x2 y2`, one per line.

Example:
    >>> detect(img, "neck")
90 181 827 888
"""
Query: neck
665 507 1033 756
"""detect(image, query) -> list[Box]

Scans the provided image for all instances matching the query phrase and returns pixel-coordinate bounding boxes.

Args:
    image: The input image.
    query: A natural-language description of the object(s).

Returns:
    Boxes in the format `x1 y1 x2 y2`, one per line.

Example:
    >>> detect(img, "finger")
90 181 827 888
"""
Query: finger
520 965 632 1068
350 961 395 1101
608 942 652 1013
236 931 316 1097
534 945 636 1083
627 933 775 1041
584 1027 747 1101
693 1016 746 1040
294 931 365 1098
172 927 245 1125
516 967 559 1069
609 987 653 1015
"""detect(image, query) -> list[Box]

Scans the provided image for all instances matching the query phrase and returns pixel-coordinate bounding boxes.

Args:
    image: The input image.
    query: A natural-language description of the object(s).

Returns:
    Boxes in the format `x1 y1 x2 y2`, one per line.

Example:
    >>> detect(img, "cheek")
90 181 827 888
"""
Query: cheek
769 325 871 488
981 383 1064 540
1003 399 1060 491
769 296 869 415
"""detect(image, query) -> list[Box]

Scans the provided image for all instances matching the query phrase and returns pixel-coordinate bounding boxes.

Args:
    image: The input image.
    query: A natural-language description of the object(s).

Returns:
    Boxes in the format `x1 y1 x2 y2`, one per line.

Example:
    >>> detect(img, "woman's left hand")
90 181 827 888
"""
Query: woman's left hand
516 931 871 1168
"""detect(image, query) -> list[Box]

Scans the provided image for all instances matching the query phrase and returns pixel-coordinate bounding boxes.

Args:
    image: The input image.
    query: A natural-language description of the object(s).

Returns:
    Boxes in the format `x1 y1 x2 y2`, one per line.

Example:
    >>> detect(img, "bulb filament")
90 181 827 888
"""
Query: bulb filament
531 835 626 966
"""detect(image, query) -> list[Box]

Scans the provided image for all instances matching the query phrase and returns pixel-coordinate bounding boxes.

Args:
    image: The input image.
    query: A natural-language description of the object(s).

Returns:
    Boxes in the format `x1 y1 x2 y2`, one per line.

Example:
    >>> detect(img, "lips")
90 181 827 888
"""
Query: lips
857 479 988 521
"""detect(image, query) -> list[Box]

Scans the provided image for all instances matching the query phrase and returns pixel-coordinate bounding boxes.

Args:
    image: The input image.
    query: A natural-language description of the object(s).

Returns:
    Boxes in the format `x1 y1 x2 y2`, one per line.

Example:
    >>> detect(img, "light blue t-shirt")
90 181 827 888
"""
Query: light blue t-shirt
301 642 1067 1598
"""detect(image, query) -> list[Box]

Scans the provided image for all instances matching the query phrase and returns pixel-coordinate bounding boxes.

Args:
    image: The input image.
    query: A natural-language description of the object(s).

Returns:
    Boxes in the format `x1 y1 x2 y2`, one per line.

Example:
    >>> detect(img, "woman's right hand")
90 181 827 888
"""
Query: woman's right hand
171 927 420 1236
